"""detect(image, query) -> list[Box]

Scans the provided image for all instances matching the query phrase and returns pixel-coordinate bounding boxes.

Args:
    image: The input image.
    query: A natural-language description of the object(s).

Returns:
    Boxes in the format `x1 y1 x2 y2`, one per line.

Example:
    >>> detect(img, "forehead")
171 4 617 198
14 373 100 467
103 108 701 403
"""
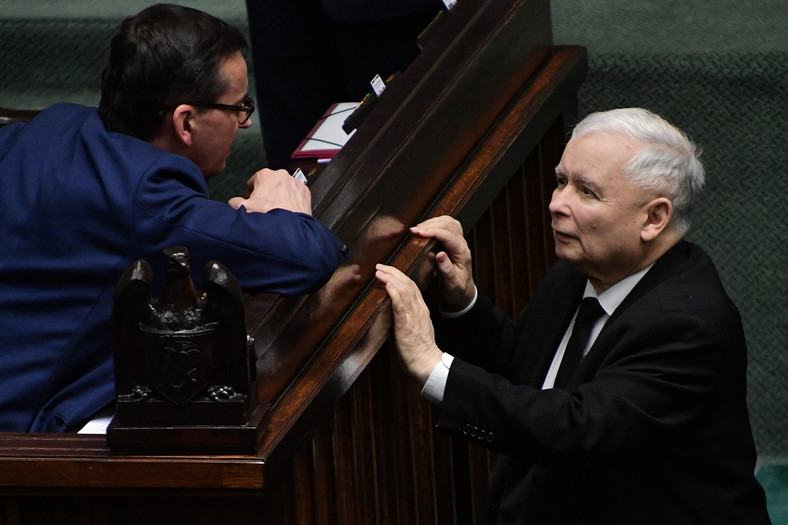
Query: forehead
557 132 641 179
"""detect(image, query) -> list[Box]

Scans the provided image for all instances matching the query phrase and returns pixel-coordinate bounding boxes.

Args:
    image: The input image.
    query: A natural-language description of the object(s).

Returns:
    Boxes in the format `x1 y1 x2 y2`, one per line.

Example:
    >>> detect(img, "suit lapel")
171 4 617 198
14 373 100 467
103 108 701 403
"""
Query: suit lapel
513 243 693 389
605 241 690 327
568 241 693 386
515 261 586 386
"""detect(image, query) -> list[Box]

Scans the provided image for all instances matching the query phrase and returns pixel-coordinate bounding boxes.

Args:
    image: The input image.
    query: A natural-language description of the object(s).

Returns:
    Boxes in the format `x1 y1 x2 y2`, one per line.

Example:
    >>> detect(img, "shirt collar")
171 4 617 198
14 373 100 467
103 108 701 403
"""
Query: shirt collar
583 263 654 316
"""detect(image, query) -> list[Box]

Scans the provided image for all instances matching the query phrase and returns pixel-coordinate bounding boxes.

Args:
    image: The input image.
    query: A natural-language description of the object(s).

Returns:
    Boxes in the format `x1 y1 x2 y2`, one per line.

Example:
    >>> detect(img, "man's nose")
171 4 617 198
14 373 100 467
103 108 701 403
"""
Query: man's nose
548 188 568 216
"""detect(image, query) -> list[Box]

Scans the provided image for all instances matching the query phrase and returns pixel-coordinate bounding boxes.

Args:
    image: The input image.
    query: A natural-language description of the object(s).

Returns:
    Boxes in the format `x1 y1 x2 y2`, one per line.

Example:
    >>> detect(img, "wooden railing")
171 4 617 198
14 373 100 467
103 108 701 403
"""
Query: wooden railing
0 107 39 127
0 0 586 522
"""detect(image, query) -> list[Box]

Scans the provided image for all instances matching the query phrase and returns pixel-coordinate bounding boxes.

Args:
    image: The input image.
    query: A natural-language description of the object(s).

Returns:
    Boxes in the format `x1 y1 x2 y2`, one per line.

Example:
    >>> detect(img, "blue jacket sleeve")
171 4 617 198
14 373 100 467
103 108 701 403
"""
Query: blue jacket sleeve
131 156 348 295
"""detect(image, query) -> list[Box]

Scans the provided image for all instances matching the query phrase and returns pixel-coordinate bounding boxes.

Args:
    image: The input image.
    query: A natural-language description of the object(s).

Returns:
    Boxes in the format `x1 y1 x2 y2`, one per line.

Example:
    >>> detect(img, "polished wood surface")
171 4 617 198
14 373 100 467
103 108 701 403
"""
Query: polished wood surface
0 107 39 127
0 0 586 522
262 114 572 524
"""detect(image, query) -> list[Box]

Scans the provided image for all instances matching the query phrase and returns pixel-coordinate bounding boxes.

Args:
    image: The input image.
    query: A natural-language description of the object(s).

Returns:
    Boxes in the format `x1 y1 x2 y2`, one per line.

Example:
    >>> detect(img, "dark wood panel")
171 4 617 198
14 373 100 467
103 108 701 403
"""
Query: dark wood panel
262 119 575 524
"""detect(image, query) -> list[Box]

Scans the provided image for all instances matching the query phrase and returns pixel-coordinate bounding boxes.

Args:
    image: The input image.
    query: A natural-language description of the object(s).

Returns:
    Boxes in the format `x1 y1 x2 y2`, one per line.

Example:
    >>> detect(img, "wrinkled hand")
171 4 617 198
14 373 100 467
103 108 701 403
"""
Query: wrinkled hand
375 263 442 385
410 215 475 312
228 168 312 214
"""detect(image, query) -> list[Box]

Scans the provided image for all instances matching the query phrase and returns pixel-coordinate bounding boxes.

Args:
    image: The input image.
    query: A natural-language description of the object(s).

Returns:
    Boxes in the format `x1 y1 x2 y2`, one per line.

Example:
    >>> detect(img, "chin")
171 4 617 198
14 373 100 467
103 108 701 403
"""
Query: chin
553 241 573 258
202 164 226 180
554 245 585 266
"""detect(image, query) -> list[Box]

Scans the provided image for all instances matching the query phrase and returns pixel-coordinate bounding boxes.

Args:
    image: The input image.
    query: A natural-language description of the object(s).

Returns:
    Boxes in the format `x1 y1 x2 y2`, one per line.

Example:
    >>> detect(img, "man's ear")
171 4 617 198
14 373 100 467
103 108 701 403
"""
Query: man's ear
641 197 673 242
170 104 195 147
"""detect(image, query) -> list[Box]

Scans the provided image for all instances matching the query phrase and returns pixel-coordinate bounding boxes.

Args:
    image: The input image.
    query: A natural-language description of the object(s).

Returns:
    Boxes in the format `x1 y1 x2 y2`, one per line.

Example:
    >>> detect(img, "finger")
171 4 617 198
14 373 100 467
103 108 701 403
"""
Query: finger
376 265 420 304
297 181 313 202
245 173 260 198
433 251 456 278
374 263 396 288
412 215 461 235
411 220 465 252
375 264 407 288
414 215 457 230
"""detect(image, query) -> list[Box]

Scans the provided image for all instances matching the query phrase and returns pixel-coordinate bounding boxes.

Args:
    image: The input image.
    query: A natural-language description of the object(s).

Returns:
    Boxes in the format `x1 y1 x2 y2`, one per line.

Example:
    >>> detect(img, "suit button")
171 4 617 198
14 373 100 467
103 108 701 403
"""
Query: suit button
485 432 495 443
462 424 472 436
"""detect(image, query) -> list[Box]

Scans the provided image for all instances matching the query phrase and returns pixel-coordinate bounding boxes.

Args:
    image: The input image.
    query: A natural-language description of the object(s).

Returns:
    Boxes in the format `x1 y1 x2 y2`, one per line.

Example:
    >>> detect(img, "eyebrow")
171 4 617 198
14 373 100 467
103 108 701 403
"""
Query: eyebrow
555 167 593 183
555 167 604 192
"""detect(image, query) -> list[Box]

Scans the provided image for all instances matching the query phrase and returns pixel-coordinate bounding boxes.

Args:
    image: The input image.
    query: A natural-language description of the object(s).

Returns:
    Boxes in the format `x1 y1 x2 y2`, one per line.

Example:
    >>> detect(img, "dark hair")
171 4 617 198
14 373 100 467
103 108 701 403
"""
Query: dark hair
98 3 247 140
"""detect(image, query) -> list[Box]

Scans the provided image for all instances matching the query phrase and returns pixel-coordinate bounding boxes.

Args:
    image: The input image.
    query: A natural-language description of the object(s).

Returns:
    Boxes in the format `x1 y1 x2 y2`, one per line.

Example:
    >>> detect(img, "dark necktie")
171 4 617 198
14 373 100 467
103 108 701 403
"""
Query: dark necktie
554 297 605 388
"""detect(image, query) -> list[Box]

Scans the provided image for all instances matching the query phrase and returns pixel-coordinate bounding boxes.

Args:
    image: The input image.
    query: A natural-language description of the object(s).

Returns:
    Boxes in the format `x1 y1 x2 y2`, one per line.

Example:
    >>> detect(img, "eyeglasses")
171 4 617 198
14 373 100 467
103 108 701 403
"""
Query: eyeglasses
187 94 255 124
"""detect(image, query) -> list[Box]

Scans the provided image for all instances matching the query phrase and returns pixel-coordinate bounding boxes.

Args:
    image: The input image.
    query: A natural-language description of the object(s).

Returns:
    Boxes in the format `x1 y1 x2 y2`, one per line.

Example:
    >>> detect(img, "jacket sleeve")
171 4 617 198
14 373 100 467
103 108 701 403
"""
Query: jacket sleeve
131 157 348 295
434 291 526 376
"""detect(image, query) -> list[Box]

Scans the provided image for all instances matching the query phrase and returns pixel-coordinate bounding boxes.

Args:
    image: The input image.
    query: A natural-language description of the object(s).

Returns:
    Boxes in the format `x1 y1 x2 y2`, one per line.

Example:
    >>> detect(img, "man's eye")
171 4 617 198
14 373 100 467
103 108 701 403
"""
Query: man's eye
556 177 567 188
581 186 597 198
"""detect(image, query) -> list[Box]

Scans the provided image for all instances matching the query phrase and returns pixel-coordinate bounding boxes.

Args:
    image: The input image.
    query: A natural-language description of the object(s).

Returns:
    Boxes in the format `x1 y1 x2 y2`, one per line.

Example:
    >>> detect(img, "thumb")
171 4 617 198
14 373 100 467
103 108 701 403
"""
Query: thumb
434 251 454 278
228 196 246 210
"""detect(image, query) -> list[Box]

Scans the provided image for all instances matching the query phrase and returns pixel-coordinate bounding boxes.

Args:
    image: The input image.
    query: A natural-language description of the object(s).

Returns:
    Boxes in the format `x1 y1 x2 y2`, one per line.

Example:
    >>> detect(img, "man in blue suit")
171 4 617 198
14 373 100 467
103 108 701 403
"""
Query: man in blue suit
0 4 347 432
375 108 770 523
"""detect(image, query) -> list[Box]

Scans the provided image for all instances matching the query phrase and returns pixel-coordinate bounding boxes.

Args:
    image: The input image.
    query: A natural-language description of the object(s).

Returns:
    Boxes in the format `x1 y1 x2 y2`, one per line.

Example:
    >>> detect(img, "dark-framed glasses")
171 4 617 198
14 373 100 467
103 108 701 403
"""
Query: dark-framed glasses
187 94 255 124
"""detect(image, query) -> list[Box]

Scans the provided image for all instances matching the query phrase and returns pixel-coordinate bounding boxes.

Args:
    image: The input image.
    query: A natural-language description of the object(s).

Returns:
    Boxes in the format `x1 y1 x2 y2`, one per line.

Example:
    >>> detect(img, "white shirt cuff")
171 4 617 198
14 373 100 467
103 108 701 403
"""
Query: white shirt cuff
421 352 454 405
439 286 478 318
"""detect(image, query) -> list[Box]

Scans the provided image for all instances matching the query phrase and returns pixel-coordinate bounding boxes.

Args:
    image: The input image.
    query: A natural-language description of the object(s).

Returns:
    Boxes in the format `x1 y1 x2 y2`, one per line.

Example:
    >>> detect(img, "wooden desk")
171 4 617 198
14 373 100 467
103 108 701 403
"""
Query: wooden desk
0 0 586 522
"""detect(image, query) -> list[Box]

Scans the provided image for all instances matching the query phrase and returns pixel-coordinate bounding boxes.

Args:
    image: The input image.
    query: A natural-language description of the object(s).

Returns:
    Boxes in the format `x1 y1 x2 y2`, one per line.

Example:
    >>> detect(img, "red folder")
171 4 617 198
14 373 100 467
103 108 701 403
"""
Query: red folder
291 102 359 160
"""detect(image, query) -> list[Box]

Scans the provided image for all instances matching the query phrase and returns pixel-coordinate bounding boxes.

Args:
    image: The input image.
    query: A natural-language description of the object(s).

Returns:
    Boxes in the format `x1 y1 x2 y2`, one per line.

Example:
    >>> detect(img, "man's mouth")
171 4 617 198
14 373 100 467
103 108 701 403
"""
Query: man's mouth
552 228 576 242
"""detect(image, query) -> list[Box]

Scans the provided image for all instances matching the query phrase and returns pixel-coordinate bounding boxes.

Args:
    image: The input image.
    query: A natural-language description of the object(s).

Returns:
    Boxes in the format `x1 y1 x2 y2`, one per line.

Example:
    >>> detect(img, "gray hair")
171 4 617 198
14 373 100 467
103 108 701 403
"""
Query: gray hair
572 108 705 236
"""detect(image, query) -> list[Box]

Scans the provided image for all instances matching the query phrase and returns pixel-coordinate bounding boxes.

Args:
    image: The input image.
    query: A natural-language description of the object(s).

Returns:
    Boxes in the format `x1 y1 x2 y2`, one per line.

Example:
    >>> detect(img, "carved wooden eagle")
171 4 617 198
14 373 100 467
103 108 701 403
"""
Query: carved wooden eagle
112 246 253 419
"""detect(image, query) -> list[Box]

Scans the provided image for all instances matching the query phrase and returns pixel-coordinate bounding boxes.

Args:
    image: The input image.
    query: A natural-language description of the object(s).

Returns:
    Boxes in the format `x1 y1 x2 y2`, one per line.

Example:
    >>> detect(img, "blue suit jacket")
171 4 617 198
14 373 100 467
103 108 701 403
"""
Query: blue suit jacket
434 241 770 524
0 104 347 432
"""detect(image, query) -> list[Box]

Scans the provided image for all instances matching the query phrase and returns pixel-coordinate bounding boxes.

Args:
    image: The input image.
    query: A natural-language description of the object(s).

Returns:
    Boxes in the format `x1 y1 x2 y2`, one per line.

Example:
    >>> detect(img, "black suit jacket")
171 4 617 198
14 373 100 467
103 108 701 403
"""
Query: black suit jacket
434 241 770 524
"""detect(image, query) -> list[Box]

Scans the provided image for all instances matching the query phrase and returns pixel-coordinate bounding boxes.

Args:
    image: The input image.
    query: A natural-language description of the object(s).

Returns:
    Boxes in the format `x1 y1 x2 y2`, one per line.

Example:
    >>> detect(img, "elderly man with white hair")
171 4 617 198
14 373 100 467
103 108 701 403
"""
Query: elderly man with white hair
375 108 770 524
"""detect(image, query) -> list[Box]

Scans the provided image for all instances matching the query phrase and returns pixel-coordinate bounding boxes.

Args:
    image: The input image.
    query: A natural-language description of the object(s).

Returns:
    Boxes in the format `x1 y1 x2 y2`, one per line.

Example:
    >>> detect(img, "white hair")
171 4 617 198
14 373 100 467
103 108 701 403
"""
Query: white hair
572 108 705 236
